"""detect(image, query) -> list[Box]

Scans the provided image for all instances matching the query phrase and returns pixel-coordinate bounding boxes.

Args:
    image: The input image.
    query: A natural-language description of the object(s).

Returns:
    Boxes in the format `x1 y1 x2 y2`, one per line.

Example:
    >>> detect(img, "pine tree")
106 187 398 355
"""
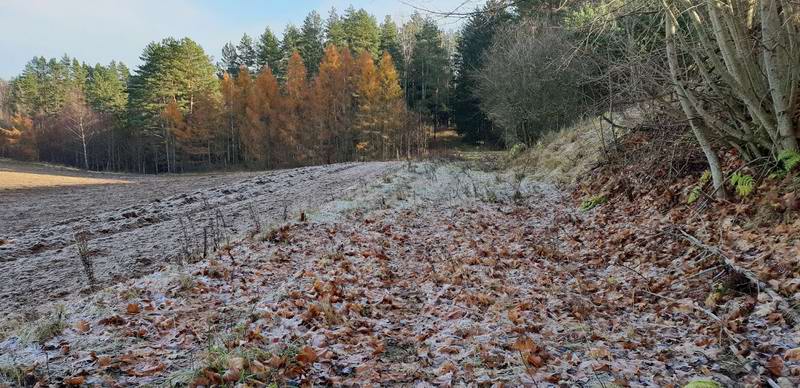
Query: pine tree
279 25 303 79
453 2 511 144
300 11 325 75
342 7 381 57
128 37 218 172
220 42 240 75
380 16 404 76
86 63 128 115
237 34 258 73
325 8 346 48
408 18 452 128
256 27 282 72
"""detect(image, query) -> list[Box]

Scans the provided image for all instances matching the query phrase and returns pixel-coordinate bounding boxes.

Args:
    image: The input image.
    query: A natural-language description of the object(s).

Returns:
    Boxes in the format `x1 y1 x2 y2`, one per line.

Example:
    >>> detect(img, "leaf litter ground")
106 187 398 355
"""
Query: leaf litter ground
1 161 798 386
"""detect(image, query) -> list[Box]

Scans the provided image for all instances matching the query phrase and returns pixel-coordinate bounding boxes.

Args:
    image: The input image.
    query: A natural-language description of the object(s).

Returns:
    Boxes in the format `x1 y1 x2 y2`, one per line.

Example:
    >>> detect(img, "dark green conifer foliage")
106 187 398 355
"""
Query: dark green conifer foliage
407 18 451 127
300 11 325 75
452 2 511 144
256 27 282 73
237 34 258 72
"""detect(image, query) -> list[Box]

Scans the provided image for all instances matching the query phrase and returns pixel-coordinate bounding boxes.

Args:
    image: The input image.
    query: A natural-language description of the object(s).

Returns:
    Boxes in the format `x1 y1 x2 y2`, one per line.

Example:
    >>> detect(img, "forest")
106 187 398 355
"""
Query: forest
1 0 799 180
0 7 453 173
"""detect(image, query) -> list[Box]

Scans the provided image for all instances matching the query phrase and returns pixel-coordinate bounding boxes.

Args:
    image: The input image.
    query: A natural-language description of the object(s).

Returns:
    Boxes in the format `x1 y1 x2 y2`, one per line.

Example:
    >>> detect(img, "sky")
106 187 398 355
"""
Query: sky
0 0 483 79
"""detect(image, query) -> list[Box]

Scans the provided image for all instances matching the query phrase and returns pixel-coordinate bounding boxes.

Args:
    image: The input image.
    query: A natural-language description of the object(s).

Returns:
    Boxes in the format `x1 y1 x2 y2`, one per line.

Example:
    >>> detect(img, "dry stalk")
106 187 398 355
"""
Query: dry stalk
73 230 96 290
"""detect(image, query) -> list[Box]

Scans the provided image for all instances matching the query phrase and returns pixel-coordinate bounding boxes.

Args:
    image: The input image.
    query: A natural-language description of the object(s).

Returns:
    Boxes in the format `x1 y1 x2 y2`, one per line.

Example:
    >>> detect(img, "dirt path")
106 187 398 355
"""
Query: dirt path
0 162 397 315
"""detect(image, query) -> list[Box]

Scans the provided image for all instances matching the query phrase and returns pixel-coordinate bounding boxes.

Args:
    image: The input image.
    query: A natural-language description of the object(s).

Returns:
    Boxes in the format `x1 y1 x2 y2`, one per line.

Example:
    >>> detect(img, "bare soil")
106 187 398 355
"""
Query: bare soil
0 160 397 315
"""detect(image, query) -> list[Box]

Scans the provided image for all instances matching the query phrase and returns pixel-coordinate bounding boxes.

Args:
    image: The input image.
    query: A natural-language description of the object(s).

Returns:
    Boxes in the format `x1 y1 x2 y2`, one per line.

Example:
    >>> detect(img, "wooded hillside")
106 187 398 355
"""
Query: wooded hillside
0 7 454 173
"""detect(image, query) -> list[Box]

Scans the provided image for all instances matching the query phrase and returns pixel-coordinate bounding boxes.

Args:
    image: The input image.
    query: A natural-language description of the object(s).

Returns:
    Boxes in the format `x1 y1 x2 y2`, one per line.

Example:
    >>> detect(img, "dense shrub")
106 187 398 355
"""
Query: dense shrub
478 20 589 146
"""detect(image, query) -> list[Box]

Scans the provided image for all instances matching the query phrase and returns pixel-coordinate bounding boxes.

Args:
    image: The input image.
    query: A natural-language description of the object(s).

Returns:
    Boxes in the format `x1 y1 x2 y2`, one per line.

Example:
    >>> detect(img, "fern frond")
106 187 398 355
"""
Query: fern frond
687 186 702 204
699 170 711 185
730 172 754 198
778 149 800 172
579 195 607 211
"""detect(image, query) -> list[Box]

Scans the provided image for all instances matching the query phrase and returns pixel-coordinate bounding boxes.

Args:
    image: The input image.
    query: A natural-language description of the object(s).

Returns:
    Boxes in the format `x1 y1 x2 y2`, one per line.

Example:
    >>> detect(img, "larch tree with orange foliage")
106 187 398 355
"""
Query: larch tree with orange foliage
353 51 380 159
235 67 265 164
337 47 358 161
376 52 410 158
310 45 350 163
1 113 38 161
284 52 308 163
251 66 282 167
173 94 222 167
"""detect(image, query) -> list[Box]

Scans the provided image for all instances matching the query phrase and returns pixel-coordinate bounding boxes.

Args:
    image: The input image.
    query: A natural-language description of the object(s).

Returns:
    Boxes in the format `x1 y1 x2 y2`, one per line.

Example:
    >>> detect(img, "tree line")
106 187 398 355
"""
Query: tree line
0 6 453 173
450 0 799 197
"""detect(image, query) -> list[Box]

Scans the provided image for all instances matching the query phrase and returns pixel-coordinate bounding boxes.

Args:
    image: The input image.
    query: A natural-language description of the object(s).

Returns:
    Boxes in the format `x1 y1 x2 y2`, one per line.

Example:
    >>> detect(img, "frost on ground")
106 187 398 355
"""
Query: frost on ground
0 161 396 314
1 161 798 386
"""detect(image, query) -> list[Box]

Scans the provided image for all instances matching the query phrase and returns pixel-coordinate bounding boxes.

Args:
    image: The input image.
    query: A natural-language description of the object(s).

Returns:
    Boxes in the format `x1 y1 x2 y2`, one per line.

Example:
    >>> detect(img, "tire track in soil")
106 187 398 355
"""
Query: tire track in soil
0 162 397 315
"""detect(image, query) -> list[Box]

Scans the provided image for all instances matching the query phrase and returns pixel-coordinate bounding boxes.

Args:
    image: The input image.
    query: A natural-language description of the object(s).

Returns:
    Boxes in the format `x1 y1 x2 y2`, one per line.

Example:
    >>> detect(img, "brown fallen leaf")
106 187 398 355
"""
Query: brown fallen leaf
297 346 318 365
203 369 223 385
223 368 241 382
126 303 141 315
512 336 538 353
767 355 784 376
526 353 544 367
99 315 126 325
124 362 165 377
250 359 268 374
269 354 285 368
97 355 113 368
64 375 85 386
589 347 612 360
371 339 385 355
75 320 90 333
785 347 800 361
227 356 246 374
439 361 457 374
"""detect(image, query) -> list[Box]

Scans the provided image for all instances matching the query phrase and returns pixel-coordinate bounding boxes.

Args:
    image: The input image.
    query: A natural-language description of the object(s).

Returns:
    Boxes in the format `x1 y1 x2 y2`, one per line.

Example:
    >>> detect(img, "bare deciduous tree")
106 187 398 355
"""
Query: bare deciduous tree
478 20 588 145
660 0 800 196
61 89 100 169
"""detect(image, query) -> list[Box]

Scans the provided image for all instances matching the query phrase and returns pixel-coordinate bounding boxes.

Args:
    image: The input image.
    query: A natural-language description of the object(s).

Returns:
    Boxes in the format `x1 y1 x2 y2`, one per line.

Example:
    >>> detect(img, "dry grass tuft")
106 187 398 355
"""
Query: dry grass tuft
15 305 67 344
511 111 640 187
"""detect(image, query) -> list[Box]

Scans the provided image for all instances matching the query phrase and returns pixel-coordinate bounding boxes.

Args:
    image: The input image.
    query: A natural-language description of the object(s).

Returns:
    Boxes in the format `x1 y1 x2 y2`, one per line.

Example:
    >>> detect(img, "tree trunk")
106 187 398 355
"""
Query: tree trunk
81 133 89 170
761 0 799 152
665 14 727 199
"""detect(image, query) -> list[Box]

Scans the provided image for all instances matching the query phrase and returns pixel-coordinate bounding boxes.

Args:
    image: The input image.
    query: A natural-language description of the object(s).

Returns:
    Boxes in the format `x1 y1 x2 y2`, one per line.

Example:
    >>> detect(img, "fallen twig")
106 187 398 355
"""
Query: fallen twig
641 289 741 345
676 228 800 329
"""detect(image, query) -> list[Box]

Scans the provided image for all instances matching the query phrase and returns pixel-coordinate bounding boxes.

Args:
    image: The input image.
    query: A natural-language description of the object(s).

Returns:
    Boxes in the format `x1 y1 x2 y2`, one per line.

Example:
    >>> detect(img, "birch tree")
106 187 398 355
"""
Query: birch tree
62 89 99 169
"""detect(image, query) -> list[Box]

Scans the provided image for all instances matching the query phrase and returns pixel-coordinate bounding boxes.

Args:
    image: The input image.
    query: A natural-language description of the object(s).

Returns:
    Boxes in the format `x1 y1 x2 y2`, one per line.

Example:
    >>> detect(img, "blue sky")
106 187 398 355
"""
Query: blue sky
0 0 481 79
